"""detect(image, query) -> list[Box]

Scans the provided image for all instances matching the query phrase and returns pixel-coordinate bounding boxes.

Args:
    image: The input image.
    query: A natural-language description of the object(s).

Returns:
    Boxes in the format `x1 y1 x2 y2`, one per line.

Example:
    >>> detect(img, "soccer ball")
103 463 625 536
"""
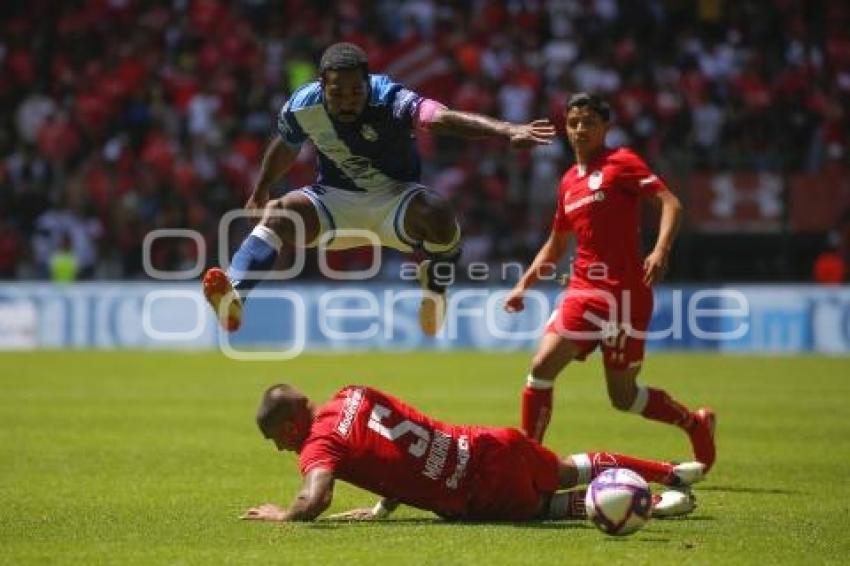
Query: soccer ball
585 468 652 536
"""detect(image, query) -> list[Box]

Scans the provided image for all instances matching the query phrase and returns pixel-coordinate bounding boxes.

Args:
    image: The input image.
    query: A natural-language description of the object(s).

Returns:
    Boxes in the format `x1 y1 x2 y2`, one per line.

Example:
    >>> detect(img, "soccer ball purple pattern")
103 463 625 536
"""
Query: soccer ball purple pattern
584 468 652 536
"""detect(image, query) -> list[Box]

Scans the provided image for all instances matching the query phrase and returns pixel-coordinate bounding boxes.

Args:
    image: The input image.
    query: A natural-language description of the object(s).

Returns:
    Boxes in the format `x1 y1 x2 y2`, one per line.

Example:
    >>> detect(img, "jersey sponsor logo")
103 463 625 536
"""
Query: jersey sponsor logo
564 191 606 214
445 435 470 489
360 124 379 142
639 175 658 186
422 430 452 480
335 387 365 438
588 170 604 191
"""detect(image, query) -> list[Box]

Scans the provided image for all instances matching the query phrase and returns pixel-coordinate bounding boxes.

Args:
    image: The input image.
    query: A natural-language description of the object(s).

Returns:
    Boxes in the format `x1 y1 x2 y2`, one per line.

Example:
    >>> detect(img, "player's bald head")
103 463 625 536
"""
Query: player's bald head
256 384 308 437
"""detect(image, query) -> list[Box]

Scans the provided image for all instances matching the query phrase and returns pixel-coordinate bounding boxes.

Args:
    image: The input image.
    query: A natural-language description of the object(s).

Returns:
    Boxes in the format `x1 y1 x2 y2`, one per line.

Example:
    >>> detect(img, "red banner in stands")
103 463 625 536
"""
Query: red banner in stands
788 170 850 232
687 173 784 233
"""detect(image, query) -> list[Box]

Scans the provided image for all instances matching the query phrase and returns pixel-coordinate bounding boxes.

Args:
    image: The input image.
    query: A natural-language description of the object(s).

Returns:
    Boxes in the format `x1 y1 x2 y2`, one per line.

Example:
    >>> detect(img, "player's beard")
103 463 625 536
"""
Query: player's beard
335 112 359 123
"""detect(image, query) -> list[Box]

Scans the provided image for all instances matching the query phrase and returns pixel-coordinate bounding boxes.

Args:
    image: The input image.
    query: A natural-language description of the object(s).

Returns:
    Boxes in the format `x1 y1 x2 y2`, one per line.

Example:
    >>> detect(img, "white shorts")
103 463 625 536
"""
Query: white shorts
294 183 426 251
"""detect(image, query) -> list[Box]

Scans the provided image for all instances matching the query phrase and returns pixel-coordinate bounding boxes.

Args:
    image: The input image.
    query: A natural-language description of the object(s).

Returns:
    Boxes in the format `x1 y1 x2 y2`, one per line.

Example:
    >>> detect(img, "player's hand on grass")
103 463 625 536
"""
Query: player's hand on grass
240 503 285 522
643 249 668 286
509 119 556 149
504 288 526 313
326 508 379 521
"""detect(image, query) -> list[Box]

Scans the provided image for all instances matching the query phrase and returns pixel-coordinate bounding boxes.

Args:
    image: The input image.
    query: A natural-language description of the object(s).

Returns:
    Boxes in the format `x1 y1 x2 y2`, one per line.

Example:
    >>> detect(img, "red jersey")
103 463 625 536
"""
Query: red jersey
299 386 481 518
553 147 666 293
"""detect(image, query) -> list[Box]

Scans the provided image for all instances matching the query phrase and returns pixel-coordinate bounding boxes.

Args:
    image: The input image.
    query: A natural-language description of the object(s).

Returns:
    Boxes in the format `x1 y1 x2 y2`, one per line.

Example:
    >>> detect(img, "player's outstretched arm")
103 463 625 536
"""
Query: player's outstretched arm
326 498 401 521
643 188 682 287
427 108 555 149
505 230 571 313
245 137 301 212
240 468 334 522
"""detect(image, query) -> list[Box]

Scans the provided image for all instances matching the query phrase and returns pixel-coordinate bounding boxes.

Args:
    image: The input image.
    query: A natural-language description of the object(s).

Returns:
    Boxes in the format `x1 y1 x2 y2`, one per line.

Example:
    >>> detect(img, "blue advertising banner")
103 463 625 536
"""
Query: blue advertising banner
0 282 848 355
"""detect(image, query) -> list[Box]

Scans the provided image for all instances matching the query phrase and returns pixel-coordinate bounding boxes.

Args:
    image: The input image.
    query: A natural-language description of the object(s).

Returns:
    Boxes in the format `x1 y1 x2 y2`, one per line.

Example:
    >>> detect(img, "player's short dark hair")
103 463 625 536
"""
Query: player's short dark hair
566 92 611 122
256 384 297 436
319 42 369 78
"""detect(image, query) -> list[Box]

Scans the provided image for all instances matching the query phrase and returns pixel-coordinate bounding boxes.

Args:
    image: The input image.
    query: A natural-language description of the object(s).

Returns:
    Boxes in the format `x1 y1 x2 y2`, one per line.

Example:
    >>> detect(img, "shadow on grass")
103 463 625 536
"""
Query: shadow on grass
654 514 716 522
698 485 799 495
313 518 595 530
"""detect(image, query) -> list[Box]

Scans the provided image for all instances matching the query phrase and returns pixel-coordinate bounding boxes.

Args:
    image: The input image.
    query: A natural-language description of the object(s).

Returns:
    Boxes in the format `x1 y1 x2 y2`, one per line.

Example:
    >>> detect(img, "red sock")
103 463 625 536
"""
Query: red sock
641 387 694 429
521 379 553 442
582 452 674 485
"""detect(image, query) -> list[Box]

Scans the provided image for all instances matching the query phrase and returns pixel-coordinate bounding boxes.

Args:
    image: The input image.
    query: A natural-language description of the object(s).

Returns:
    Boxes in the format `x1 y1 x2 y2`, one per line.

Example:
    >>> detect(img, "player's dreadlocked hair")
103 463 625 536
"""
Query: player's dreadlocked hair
319 42 369 78
566 92 612 122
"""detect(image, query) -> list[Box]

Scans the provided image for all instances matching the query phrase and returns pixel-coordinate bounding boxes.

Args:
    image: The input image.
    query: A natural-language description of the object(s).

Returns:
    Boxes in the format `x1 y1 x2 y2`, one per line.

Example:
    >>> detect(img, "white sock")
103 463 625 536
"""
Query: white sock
569 453 592 484
526 374 554 390
547 491 586 520
251 224 283 250
628 385 649 414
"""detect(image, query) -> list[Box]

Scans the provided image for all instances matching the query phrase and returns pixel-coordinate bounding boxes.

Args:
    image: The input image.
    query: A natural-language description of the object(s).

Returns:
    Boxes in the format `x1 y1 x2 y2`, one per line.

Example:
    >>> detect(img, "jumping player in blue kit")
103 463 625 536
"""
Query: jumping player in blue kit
203 43 556 336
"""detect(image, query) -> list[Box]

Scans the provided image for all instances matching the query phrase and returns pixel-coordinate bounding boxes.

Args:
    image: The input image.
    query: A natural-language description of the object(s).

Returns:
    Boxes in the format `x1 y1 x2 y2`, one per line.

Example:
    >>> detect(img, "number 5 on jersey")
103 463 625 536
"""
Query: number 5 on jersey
368 404 431 458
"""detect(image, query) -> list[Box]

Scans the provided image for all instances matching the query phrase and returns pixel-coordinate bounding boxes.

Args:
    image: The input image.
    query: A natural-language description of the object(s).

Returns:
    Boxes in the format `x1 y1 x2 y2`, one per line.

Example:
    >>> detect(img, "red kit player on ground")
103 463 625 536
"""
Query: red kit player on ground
504 93 716 471
240 384 704 523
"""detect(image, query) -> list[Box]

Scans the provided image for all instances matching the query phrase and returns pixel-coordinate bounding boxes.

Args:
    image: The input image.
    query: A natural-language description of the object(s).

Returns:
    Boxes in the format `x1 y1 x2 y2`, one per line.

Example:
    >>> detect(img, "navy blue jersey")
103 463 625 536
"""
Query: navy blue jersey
277 74 424 192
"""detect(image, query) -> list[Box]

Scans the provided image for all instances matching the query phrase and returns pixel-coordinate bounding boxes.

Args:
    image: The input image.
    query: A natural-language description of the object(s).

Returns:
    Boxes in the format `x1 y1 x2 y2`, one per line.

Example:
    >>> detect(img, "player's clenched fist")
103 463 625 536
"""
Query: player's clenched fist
504 288 526 313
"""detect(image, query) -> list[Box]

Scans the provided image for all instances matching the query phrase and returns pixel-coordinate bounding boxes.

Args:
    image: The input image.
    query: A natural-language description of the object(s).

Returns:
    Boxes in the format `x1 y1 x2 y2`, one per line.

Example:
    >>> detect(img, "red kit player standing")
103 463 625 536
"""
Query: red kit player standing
504 93 716 471
240 384 704 523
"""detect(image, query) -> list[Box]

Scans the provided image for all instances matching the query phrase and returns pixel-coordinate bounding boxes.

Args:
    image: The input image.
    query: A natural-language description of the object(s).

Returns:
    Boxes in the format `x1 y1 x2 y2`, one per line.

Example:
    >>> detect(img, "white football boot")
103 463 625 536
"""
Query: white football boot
671 461 706 486
652 489 697 518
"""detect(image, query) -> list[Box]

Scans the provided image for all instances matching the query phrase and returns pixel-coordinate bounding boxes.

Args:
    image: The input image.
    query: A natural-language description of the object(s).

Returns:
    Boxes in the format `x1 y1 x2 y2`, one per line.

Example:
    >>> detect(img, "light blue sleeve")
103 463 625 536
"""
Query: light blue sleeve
277 99 307 149
371 74 423 128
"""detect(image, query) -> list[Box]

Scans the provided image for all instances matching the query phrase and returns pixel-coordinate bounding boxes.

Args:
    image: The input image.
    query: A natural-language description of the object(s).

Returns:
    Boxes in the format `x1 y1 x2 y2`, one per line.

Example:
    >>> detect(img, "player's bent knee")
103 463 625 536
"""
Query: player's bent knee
415 194 458 244
262 194 318 245
261 199 292 241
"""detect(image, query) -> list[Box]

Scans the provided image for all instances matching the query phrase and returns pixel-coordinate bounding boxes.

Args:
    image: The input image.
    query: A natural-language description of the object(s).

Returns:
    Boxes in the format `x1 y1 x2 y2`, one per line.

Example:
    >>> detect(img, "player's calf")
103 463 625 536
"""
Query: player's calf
226 224 282 295
688 408 716 472
547 486 697 520
417 246 461 336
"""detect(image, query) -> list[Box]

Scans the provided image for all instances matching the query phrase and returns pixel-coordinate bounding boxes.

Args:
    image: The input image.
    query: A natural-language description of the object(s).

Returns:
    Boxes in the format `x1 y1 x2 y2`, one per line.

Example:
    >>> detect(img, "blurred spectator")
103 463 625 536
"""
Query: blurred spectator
0 219 22 278
49 234 78 283
0 0 848 281
813 249 845 284
15 89 57 145
32 204 103 279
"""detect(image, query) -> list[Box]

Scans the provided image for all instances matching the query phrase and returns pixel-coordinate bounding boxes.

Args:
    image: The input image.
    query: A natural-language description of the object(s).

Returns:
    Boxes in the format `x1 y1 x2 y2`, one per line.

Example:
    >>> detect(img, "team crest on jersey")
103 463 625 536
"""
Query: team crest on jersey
361 124 379 142
588 170 604 191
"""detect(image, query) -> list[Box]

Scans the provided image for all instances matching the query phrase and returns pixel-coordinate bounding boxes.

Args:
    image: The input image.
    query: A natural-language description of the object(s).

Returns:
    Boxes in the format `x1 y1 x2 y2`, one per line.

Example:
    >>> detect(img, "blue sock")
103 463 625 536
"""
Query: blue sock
228 229 280 296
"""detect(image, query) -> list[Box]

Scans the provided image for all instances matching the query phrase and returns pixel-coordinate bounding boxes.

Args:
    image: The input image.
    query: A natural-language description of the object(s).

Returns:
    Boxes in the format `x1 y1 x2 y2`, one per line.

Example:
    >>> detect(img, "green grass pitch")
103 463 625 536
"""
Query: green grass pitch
1 351 849 564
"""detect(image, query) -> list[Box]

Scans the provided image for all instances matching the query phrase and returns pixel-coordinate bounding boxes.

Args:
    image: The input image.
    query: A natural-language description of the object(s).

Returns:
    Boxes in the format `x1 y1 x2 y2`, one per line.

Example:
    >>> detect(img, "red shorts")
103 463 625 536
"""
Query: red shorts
464 428 560 521
545 286 653 370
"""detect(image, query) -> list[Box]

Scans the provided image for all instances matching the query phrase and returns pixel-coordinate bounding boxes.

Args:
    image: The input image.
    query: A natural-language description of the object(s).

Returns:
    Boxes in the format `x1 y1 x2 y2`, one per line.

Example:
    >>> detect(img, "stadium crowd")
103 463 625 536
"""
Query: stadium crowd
1 0 848 281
